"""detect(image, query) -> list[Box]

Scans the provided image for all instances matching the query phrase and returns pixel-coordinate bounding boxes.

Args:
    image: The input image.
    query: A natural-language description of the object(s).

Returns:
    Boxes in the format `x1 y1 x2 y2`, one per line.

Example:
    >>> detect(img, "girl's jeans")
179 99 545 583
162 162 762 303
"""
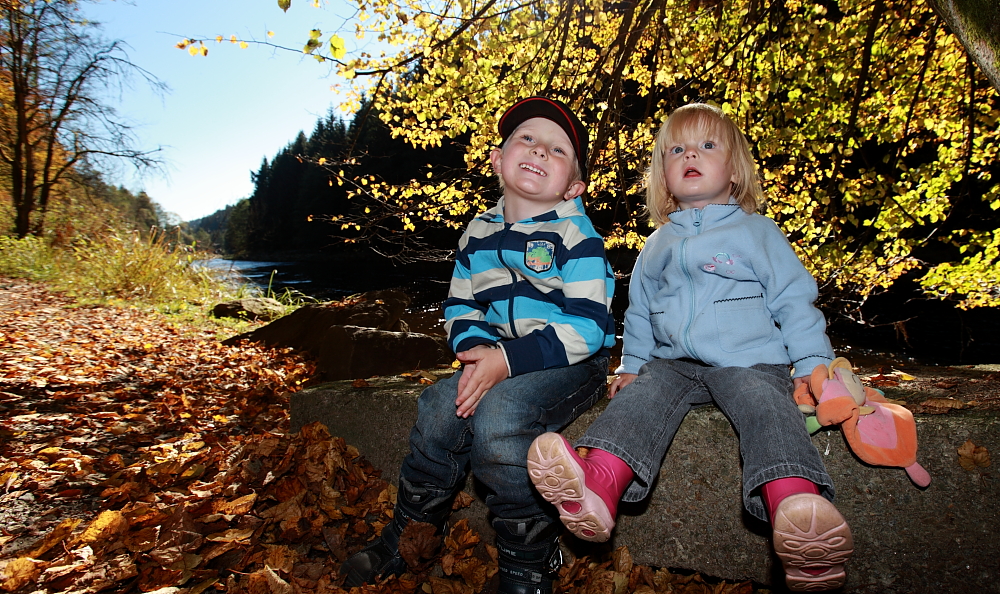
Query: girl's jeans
576 358 834 522
400 354 609 521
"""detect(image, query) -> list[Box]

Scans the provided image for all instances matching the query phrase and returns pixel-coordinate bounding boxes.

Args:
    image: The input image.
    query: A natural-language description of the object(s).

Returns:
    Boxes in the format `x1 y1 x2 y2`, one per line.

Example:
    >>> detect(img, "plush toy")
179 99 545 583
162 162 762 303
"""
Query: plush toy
794 357 931 488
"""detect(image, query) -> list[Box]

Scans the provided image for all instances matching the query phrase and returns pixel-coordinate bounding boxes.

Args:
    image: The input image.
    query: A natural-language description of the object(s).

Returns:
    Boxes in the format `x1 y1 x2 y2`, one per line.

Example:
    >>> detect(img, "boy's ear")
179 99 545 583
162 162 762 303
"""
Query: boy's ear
562 179 587 200
489 147 503 175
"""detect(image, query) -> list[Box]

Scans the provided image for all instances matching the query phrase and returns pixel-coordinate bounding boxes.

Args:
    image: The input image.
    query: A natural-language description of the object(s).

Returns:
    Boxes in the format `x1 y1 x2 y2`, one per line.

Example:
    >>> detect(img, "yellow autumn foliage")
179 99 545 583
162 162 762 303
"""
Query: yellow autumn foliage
251 0 1000 308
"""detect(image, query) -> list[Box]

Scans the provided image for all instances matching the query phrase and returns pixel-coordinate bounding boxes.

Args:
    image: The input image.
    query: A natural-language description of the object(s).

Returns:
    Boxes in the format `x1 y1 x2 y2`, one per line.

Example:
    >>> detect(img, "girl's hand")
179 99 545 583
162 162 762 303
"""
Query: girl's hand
455 346 508 417
608 373 638 398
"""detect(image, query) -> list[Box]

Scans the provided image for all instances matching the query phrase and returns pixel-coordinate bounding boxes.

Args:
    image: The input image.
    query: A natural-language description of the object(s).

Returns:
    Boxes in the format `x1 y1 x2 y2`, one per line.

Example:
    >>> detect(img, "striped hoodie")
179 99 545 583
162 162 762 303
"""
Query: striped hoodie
444 196 616 377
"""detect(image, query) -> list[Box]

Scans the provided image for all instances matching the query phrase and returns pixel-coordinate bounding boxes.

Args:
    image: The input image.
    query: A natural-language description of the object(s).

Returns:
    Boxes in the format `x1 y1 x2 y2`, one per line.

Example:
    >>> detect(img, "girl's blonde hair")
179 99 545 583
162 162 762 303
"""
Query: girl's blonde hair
645 103 763 226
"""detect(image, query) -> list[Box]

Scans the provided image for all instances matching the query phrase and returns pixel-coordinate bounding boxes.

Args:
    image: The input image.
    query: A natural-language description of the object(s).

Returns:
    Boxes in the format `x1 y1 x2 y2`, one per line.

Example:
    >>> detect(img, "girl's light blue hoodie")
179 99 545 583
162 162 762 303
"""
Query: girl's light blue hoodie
618 202 834 378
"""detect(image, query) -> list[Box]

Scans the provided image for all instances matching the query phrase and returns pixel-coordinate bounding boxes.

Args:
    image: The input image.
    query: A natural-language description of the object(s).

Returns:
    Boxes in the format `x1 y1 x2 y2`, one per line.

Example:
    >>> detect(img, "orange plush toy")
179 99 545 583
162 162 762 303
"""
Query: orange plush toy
794 357 931 488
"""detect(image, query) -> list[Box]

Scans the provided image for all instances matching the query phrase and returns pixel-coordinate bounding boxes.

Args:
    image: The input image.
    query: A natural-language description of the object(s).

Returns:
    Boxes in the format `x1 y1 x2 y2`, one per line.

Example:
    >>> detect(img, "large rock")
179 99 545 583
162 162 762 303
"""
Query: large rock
211 297 285 321
290 375 1000 593
225 291 452 379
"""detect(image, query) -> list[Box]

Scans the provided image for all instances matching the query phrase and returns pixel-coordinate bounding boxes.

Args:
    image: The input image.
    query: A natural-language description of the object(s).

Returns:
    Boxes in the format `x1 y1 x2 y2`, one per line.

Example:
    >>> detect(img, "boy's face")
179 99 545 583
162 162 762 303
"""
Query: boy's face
662 124 736 211
490 117 586 216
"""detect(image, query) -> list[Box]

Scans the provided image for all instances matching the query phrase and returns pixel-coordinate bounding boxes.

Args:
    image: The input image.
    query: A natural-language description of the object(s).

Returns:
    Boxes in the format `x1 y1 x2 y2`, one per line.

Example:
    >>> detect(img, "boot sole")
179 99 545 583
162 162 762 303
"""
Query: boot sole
773 493 854 591
527 433 614 542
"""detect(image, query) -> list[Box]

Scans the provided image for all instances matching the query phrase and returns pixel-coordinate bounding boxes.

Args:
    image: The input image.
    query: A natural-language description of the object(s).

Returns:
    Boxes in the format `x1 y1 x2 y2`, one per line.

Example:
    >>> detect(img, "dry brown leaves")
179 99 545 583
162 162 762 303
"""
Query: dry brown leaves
0 277 756 594
957 440 991 472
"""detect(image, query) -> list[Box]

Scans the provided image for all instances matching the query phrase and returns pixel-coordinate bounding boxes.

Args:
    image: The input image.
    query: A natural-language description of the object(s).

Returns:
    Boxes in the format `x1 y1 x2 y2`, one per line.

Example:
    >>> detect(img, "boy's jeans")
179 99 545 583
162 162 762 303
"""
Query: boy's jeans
400 354 609 520
576 358 834 522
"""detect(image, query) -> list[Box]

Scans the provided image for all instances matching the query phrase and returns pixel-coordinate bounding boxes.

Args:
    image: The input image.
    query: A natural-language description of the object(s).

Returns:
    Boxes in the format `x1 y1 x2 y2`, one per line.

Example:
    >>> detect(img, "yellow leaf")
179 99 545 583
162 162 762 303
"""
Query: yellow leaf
329 33 346 59
25 519 81 558
278 0 291 12
267 31 275 38
76 510 128 546
1 557 39 592
239 41 248 49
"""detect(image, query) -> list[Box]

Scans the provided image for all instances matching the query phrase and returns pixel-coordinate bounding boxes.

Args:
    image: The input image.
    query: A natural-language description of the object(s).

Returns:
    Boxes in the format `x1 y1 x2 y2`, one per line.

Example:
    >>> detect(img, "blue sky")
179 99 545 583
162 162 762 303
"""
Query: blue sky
84 0 369 222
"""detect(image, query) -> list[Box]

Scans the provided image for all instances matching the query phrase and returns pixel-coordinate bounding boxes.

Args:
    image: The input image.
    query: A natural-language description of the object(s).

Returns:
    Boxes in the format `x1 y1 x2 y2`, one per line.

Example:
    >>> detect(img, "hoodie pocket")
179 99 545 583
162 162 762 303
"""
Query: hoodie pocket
715 294 774 352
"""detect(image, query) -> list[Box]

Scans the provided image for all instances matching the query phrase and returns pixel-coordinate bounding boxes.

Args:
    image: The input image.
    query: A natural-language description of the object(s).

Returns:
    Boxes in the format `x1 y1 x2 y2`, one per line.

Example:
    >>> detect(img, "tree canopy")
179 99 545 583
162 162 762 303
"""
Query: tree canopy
188 0 1000 312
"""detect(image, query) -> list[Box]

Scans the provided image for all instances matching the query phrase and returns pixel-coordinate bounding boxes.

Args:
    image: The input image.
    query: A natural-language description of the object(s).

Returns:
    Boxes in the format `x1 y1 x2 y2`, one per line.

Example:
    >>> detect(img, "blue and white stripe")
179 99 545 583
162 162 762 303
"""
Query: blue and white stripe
444 196 616 376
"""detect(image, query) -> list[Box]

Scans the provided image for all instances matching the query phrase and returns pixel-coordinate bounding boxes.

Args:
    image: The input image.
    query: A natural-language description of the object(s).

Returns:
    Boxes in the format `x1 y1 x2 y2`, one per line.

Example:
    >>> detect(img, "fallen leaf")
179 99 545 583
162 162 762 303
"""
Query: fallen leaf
452 490 475 510
75 510 128 547
352 378 371 388
867 374 899 388
958 440 991 470
213 493 257 515
399 521 442 572
921 397 969 411
247 566 292 594
933 381 958 389
25 518 81 558
206 528 255 543
1 557 39 592
613 545 633 575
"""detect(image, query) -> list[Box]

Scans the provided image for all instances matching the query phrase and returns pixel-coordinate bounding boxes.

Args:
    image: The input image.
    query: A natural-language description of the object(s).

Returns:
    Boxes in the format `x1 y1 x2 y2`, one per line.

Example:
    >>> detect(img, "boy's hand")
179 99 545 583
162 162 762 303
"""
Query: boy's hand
455 346 508 418
608 373 637 398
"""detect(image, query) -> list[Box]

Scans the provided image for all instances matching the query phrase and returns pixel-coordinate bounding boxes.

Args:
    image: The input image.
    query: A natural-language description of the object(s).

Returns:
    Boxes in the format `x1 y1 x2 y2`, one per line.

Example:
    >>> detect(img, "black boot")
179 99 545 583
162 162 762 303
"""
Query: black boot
340 479 453 587
492 516 563 594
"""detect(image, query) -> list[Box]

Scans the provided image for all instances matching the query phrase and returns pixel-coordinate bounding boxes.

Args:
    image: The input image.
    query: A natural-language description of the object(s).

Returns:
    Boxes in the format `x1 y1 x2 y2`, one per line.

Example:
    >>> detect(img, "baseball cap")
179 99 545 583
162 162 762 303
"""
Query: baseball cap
498 96 589 181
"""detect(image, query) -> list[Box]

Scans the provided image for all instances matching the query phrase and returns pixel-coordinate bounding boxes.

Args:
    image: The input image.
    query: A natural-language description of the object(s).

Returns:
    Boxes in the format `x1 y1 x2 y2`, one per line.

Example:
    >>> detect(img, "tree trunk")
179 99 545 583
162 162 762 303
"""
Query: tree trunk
926 0 1000 92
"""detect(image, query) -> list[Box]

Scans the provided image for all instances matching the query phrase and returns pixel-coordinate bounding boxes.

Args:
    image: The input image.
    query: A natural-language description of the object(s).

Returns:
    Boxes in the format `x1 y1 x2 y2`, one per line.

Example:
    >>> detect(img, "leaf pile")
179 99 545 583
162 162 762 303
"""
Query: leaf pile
0 277 757 593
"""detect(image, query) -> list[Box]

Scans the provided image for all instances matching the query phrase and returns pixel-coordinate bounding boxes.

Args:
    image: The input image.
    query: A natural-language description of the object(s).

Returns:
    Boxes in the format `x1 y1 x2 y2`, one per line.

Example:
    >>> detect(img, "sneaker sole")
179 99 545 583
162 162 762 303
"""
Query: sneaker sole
527 433 614 542
773 493 854 592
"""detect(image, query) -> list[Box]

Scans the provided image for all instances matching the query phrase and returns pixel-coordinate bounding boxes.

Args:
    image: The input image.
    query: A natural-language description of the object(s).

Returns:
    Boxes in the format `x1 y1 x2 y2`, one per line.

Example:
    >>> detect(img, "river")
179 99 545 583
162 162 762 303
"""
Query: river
198 258 1000 366
199 257 456 335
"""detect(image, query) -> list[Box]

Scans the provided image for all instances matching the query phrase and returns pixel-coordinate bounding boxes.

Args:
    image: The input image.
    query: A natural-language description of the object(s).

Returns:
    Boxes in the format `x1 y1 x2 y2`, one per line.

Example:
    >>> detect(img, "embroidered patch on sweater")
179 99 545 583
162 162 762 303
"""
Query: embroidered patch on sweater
525 240 555 272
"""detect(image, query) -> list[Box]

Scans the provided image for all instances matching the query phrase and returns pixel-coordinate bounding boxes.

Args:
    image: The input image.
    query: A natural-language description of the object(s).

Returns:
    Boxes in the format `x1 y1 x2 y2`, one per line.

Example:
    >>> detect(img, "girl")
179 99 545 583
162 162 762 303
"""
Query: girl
527 103 853 592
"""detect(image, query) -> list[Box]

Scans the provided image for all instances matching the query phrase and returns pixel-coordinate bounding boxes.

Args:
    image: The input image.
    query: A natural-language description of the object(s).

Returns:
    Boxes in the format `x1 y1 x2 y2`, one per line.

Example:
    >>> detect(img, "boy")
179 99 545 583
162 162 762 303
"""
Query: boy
341 97 616 594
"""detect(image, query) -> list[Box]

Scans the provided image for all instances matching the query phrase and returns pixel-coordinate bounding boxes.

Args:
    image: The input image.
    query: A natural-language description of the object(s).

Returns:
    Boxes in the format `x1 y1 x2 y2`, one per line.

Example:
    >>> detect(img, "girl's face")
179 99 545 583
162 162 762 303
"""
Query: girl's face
662 125 736 210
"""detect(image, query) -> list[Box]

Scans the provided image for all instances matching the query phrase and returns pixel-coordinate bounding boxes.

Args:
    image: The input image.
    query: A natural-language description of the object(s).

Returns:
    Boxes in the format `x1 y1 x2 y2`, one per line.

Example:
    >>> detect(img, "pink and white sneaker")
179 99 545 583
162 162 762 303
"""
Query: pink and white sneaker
772 493 854 591
527 433 632 542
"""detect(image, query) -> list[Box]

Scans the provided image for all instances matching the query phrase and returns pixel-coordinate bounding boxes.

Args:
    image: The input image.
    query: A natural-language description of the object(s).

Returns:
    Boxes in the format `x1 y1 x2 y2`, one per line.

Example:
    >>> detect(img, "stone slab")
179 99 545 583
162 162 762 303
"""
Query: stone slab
290 377 1000 593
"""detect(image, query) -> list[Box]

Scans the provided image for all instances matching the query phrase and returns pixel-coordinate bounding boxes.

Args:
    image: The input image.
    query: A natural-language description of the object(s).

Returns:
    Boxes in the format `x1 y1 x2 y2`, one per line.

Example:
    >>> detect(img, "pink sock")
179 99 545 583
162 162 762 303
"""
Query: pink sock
762 477 820 525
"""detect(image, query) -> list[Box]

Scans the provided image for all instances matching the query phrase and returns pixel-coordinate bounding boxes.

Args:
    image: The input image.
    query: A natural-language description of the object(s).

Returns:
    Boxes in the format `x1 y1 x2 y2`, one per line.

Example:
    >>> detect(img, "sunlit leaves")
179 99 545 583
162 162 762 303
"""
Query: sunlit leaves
304 28 323 53
262 0 1000 308
174 38 207 56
